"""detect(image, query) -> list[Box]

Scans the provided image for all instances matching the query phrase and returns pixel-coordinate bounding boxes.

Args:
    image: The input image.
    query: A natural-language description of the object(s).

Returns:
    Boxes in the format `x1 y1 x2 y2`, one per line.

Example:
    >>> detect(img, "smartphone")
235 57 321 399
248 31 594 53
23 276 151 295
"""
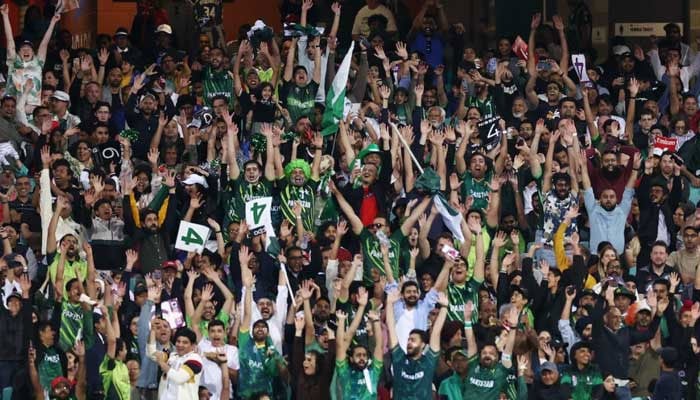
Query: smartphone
566 285 575 296
461 79 469 92
152 269 162 280
441 244 460 259
536 60 551 71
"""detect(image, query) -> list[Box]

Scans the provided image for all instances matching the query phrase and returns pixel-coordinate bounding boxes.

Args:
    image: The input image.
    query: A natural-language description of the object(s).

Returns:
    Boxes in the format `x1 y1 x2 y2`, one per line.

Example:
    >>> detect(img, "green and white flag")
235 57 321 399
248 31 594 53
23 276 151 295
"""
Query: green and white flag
321 41 355 136
433 193 465 243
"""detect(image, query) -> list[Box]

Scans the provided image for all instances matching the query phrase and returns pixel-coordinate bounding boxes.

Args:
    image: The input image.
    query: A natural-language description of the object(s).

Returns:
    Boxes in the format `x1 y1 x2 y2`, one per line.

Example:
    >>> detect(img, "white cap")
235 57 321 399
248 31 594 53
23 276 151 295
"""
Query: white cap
612 45 631 56
182 173 208 188
156 24 173 35
51 90 70 103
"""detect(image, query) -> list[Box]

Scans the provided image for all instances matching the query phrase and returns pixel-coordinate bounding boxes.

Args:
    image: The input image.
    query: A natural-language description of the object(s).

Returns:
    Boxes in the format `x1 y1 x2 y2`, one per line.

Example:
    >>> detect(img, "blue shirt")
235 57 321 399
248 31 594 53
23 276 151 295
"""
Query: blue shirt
583 187 633 254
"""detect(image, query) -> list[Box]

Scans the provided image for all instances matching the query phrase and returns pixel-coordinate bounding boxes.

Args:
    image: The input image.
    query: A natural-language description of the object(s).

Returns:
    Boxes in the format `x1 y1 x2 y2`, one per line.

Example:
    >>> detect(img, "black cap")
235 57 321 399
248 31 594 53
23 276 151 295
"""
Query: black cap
114 27 129 37
5 291 22 302
19 40 33 49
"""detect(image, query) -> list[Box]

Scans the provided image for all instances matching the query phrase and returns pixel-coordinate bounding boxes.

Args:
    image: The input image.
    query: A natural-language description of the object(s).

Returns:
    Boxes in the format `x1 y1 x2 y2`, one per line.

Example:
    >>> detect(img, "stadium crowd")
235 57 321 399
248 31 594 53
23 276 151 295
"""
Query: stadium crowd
0 0 700 399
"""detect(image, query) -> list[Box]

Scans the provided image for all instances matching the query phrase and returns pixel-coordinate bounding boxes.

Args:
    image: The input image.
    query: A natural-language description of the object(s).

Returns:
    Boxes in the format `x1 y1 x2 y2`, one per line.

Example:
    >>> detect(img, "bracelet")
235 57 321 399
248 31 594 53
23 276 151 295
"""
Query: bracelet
502 354 512 362
464 321 473 329
214 231 221 234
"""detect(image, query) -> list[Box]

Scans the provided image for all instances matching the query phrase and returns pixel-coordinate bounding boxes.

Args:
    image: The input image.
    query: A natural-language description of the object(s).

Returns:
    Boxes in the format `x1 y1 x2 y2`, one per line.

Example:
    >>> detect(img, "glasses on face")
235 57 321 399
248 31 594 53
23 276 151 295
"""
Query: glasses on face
684 233 698 239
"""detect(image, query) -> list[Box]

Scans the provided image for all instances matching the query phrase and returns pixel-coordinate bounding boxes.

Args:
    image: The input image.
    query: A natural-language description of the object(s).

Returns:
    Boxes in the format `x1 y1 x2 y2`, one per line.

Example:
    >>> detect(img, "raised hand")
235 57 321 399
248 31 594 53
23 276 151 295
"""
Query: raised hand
552 15 564 31
294 313 305 331
357 286 368 306
531 13 542 29
437 291 449 307
395 42 408 60
539 259 550 276
301 0 313 11
200 283 215 302
239 245 252 266
564 203 579 222
493 231 507 248
463 300 474 321
331 1 341 15
628 78 640 98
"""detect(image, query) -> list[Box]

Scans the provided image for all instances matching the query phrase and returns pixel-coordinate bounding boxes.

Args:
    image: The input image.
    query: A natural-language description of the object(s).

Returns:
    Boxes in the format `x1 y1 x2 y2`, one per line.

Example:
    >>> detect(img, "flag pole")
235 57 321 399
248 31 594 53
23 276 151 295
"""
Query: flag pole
388 122 424 175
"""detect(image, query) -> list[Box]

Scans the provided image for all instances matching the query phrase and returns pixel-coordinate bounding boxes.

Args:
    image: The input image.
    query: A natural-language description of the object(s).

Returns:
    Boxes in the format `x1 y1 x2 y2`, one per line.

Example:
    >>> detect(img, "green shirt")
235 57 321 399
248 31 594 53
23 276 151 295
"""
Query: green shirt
279 178 319 232
460 170 493 211
59 302 93 352
38 347 63 392
237 330 280 398
202 66 234 107
463 356 510 400
447 278 482 324
332 357 383 400
438 372 469 400
223 177 273 226
560 365 603 400
391 346 438 400
282 80 319 123
359 228 405 286
48 256 88 301
186 310 230 340
99 355 131 400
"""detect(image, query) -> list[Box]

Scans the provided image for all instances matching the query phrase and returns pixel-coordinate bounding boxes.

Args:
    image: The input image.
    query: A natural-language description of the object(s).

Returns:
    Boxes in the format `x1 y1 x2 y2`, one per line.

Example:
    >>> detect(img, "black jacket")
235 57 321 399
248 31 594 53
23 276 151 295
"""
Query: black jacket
0 298 33 360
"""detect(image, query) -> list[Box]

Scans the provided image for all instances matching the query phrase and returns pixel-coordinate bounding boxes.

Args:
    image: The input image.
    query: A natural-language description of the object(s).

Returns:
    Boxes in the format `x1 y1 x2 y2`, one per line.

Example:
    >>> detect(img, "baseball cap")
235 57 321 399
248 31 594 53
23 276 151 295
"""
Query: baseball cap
51 376 71 390
156 24 173 35
19 40 33 49
540 361 558 373
162 260 177 270
612 45 632 56
114 27 129 37
51 91 70 103
182 173 209 188
5 291 22 303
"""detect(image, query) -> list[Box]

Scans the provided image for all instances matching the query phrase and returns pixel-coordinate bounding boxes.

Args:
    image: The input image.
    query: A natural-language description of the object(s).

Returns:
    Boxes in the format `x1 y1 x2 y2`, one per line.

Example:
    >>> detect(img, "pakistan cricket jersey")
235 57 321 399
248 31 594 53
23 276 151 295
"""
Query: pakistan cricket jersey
391 346 439 400
279 178 319 232
332 358 383 400
359 228 405 286
447 279 482 324
463 356 510 400
59 301 93 352
237 330 280 398
223 177 273 226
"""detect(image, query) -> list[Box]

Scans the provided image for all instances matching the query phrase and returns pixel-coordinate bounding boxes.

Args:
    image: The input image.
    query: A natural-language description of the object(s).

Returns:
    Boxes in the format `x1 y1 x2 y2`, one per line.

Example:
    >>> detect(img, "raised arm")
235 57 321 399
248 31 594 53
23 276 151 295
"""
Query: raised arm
329 180 363 235
467 218 486 282
184 269 199 318
368 308 383 362
552 15 569 72
283 38 298 82
399 196 431 236
38 13 61 61
335 311 349 360
239 246 254 330
542 130 560 193
430 292 449 352
463 301 478 357
1 5 15 60
385 288 401 349
626 79 639 140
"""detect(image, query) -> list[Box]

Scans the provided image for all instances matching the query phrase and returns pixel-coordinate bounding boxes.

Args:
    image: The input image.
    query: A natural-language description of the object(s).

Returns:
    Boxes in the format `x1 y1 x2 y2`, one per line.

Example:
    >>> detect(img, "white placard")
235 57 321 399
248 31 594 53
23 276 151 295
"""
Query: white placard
614 22 682 37
571 54 591 83
175 221 211 254
245 197 275 237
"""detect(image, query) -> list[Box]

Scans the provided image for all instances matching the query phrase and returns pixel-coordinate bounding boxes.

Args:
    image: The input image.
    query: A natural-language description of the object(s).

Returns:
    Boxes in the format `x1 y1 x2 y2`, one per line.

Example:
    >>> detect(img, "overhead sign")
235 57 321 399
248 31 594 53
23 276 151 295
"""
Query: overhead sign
614 22 683 37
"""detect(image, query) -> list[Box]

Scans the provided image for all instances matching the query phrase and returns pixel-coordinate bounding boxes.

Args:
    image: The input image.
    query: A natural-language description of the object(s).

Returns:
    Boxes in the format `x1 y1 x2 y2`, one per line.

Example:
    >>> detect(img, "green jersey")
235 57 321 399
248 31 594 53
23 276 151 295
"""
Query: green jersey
38 347 63 392
391 346 438 400
223 177 273 226
202 66 234 107
48 257 87 301
99 355 131 400
237 330 280 398
59 302 93 352
460 170 493 211
186 310 230 340
332 358 383 400
335 298 368 346
438 372 469 400
279 178 319 232
281 81 319 123
560 365 603 400
463 356 510 400
447 278 482 324
359 228 405 286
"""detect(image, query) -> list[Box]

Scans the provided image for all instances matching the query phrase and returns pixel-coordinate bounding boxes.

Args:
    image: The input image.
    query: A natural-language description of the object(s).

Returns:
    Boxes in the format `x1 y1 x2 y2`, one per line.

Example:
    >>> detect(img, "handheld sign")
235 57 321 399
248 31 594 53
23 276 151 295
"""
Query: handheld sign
653 136 678 153
571 54 591 84
175 221 211 254
478 115 502 152
246 197 275 237
512 36 529 61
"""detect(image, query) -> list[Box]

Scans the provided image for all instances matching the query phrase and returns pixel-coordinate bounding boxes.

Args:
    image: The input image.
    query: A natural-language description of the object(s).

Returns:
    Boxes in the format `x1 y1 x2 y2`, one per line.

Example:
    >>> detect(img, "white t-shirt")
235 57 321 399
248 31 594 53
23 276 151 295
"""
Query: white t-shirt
198 339 240 400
